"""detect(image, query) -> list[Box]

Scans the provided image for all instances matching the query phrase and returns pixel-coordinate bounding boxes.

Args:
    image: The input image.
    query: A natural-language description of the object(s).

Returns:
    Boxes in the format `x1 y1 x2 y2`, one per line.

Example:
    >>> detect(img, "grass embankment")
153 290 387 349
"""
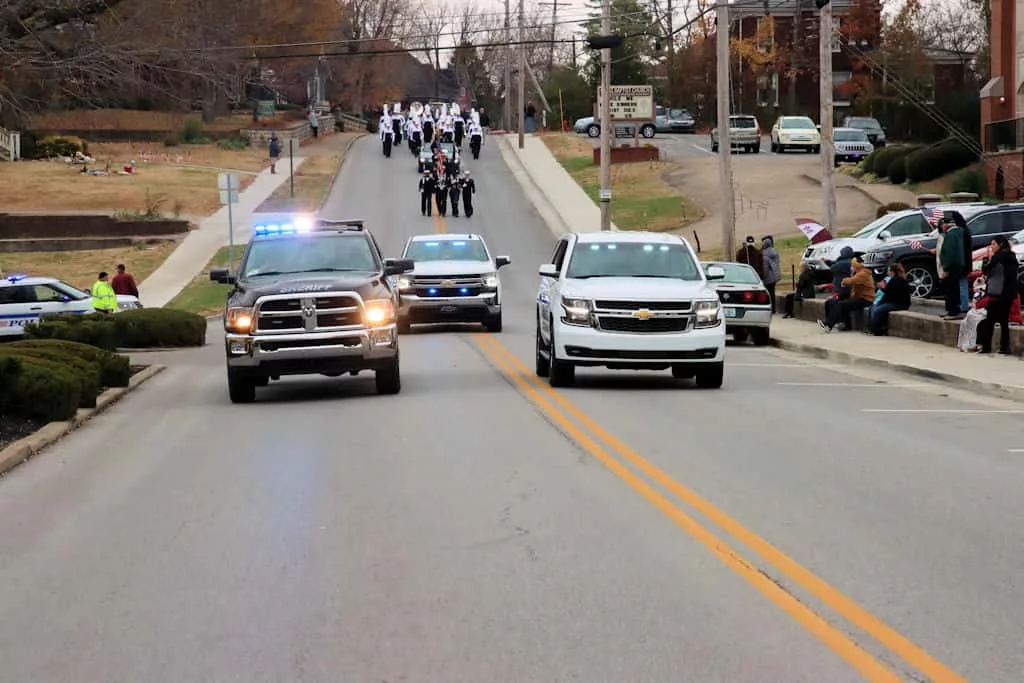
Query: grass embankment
0 242 179 291
541 133 704 232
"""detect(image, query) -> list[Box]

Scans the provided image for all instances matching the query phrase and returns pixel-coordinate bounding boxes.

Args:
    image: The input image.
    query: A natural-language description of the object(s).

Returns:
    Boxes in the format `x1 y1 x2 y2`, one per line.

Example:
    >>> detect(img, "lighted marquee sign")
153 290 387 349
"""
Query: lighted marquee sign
597 85 655 121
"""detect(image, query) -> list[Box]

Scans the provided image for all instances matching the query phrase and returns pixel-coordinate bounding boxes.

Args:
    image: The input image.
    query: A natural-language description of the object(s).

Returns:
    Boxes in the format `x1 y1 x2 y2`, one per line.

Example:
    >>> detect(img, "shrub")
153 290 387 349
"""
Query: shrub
0 349 100 408
860 148 879 174
1 356 84 421
34 135 88 158
26 308 206 349
904 138 979 183
950 167 988 197
216 136 251 150
874 145 919 181
868 145 904 179
876 201 913 219
0 356 23 410
888 160 908 185
163 134 180 147
180 119 205 144
5 339 130 387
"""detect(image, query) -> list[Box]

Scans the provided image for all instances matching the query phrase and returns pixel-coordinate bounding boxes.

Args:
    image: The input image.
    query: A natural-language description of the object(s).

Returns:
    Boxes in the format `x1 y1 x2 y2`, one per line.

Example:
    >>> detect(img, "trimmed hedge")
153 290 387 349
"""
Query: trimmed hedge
0 356 22 406
0 349 100 408
904 138 979 183
873 145 920 181
5 339 130 387
950 167 988 197
876 201 913 218
0 356 84 422
26 308 207 350
860 148 880 175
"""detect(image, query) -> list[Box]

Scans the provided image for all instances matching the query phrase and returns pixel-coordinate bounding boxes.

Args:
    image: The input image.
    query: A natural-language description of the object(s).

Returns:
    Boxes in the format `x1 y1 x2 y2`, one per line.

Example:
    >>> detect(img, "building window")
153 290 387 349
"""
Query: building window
831 16 841 53
757 72 780 107
919 73 936 104
832 71 852 106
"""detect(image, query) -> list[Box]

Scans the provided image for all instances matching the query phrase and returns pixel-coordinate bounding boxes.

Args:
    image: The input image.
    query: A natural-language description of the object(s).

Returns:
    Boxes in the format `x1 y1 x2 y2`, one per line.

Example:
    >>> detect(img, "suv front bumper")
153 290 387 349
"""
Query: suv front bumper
553 320 725 368
224 327 397 376
398 292 500 323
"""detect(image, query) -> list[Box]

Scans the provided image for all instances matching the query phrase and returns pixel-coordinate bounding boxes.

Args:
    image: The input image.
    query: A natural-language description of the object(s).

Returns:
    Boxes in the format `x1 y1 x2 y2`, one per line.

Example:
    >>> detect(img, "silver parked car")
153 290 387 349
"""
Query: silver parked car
573 116 656 139
702 261 772 345
711 114 761 153
656 107 696 133
833 127 874 165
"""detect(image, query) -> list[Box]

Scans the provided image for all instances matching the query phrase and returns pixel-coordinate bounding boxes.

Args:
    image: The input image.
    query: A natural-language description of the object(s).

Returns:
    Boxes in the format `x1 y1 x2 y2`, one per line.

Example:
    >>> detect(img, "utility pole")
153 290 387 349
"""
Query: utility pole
518 0 526 148
818 0 837 232
598 0 613 230
538 0 558 71
504 0 512 131
666 0 674 103
716 0 736 259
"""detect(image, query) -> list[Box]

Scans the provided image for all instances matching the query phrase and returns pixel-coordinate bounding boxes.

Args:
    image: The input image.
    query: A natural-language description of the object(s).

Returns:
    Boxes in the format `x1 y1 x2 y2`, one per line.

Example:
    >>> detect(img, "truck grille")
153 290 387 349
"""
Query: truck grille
593 299 691 334
410 274 490 297
598 317 688 333
594 300 692 311
254 292 365 333
839 144 872 153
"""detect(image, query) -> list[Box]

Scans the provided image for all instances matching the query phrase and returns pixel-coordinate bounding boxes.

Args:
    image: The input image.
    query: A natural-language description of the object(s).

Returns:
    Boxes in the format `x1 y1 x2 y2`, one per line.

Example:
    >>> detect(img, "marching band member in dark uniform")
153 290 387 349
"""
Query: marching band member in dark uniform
448 173 462 217
444 149 459 178
468 120 483 159
461 171 476 217
434 171 449 217
410 116 423 155
454 115 465 149
380 111 394 157
422 109 434 145
419 170 435 216
390 105 404 145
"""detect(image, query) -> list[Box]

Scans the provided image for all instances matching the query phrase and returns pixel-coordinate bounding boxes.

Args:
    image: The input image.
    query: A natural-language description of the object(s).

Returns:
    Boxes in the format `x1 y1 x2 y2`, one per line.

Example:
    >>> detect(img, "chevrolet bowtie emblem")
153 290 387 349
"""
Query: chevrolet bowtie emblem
441 279 455 286
632 309 654 320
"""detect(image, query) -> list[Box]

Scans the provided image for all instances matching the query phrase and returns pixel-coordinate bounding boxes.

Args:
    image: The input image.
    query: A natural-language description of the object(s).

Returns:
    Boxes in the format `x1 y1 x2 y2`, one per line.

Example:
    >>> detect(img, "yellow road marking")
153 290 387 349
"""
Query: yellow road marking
483 337 967 682
432 195 445 234
472 334 903 681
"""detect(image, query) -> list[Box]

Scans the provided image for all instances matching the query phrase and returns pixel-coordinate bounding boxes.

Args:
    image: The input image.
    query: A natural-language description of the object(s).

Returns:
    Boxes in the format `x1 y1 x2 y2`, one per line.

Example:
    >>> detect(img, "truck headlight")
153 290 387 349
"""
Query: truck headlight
225 307 255 334
397 276 413 290
694 300 722 329
364 299 395 326
560 297 593 326
483 273 498 289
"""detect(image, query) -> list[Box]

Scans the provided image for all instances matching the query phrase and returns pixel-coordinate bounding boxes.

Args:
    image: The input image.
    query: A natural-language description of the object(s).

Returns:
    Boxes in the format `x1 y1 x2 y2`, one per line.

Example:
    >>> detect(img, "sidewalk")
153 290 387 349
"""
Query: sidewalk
499 133 619 235
138 159 306 307
770 316 1024 402
800 170 920 207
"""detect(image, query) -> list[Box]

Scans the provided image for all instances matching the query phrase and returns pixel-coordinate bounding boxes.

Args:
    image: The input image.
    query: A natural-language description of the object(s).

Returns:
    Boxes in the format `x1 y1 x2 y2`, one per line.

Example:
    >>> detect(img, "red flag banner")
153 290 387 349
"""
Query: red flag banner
795 218 833 244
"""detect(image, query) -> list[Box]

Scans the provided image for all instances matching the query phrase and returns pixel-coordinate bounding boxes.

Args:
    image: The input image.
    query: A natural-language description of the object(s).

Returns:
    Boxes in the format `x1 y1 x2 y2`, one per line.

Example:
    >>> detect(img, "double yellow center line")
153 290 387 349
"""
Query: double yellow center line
433 200 965 681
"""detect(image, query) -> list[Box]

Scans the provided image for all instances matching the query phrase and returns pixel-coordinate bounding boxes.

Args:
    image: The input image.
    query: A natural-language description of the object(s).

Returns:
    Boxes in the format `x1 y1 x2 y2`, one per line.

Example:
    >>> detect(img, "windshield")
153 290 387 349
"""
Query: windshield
782 117 816 129
405 239 489 262
851 214 897 238
707 263 761 284
566 241 701 280
1011 229 1024 244
53 281 90 300
730 117 757 128
847 117 881 130
242 235 378 277
834 129 868 142
670 109 691 118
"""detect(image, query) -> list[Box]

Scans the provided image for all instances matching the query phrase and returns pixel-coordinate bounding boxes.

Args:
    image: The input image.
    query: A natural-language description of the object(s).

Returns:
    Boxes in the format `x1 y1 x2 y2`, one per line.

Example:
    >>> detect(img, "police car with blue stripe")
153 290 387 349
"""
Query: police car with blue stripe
0 274 142 338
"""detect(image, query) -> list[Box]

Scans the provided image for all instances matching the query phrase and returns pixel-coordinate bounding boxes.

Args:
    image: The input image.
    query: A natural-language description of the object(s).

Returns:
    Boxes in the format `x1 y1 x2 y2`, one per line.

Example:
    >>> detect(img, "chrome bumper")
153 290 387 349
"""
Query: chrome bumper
224 327 397 367
398 292 499 317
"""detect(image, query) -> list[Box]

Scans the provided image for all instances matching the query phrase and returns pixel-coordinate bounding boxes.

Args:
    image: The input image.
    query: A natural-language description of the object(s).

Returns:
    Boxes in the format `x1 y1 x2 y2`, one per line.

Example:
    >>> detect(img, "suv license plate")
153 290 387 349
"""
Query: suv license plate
724 307 737 318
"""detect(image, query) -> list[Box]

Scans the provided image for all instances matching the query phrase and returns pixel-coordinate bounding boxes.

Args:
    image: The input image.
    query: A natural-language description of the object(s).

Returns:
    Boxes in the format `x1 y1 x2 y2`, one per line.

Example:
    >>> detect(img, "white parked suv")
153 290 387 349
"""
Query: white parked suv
0 274 142 338
395 233 510 333
535 232 727 388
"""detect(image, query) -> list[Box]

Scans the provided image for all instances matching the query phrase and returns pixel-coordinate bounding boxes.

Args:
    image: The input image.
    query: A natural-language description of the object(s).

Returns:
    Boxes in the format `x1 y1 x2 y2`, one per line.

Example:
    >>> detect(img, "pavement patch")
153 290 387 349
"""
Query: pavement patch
0 364 166 478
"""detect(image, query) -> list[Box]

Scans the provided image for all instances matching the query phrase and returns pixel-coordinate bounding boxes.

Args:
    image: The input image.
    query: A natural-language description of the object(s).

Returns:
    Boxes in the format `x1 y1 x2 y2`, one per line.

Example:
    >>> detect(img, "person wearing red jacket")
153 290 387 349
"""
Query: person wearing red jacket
111 263 139 298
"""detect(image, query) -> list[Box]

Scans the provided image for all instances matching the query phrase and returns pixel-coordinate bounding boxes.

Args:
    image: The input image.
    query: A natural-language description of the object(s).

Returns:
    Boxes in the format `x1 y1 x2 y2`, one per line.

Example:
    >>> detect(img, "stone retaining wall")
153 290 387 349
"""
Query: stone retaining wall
0 213 190 239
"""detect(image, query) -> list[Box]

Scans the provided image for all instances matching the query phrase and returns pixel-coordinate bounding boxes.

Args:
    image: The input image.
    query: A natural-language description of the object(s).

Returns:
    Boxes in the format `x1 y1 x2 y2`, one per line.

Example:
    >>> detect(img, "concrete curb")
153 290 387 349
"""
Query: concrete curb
798 172 901 208
116 345 205 353
770 337 1024 403
498 135 570 237
318 133 365 212
0 364 167 478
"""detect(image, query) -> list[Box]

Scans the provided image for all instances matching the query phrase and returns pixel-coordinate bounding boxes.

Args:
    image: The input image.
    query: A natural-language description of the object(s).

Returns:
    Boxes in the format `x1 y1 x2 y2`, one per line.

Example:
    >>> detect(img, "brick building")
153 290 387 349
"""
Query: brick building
980 0 1024 198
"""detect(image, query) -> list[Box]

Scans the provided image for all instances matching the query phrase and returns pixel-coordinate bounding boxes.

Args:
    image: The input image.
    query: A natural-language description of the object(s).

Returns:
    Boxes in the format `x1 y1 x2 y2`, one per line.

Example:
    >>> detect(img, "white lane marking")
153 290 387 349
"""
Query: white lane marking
690 143 716 156
1009 449 1024 453
729 362 832 368
862 409 1024 414
778 382 927 388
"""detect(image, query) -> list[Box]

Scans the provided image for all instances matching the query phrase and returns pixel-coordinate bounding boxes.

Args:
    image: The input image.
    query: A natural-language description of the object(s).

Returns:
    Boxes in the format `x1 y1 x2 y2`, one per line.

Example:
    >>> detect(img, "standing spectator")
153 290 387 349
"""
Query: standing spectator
760 236 781 312
975 237 1020 355
953 211 972 314
91 272 117 314
111 263 139 298
524 101 537 133
937 214 966 320
735 236 764 275
478 107 491 136
268 133 281 174
308 109 320 138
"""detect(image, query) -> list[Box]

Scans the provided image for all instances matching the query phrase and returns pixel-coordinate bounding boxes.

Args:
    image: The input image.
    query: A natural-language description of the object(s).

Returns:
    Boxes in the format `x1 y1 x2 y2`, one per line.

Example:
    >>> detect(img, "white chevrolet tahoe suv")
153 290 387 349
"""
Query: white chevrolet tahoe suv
535 231 727 388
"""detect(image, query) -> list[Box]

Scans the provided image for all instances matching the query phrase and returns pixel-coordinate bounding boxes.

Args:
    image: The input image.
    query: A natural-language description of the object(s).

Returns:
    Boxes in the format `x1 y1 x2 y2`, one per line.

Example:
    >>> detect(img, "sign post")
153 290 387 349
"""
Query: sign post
218 173 240 271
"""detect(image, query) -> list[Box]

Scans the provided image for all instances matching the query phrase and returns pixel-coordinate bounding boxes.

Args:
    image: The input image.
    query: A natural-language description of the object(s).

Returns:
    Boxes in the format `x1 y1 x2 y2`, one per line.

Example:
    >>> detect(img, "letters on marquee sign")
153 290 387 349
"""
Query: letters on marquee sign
597 85 654 122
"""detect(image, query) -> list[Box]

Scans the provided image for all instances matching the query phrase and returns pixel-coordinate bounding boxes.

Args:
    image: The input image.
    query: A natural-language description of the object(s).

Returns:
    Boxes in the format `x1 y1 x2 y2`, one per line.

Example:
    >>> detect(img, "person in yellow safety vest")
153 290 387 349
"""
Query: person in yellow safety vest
91 271 117 313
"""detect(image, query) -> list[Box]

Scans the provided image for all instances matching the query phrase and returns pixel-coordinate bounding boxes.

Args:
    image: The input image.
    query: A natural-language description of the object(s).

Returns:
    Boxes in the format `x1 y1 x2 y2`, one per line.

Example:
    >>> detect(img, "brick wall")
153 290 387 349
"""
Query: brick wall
0 214 190 239
984 150 1024 200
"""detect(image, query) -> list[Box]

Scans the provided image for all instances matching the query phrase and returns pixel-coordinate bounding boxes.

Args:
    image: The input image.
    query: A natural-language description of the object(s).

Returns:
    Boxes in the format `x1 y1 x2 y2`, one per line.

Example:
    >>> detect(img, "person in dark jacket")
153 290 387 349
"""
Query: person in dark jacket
867 263 911 335
419 170 435 216
782 262 816 318
448 174 462 217
952 211 972 314
975 237 1021 354
827 246 856 295
736 236 764 274
460 171 476 217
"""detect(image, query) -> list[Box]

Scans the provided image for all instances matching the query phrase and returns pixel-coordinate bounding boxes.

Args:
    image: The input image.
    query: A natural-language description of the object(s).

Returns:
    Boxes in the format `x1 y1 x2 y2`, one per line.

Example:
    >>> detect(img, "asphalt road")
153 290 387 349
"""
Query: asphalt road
586 132 819 159
1 135 1023 682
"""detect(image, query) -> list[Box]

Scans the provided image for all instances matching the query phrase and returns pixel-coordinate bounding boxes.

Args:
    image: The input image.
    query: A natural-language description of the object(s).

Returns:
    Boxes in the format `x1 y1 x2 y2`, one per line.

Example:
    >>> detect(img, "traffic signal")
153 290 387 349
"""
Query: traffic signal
585 34 624 50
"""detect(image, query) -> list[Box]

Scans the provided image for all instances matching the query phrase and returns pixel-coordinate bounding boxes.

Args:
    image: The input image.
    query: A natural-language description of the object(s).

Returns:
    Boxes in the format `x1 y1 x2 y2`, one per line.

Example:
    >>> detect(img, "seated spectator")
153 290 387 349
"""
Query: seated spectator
782 262 816 318
958 277 989 352
818 258 875 332
867 263 911 335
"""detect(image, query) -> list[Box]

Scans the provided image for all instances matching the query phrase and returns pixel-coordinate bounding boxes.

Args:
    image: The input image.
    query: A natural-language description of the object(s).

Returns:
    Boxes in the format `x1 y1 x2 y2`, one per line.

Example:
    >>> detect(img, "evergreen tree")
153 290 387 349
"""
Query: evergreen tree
583 0 658 89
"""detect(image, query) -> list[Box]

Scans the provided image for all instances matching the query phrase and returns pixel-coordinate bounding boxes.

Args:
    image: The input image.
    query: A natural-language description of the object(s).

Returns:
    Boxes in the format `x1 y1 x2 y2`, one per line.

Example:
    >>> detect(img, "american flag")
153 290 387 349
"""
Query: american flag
910 240 925 250
921 206 945 228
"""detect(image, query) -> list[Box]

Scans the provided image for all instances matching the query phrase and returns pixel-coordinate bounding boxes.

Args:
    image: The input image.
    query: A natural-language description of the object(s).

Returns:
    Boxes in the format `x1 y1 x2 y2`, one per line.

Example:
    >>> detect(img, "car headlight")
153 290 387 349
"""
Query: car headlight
483 272 498 289
874 251 894 260
560 297 593 326
225 307 255 334
396 276 413 290
363 299 396 327
694 300 722 329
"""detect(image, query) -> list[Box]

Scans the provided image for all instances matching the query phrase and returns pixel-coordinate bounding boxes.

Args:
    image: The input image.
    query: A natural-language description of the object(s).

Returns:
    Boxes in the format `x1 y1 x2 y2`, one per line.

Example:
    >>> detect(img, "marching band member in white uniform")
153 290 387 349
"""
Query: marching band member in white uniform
379 109 394 157
409 115 423 155
468 120 483 159
390 104 405 145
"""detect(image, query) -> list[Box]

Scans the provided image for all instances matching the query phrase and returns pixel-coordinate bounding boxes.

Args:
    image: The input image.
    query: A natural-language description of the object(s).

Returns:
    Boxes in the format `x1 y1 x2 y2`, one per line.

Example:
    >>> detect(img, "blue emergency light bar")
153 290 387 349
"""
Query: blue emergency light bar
252 217 365 237
5 274 28 283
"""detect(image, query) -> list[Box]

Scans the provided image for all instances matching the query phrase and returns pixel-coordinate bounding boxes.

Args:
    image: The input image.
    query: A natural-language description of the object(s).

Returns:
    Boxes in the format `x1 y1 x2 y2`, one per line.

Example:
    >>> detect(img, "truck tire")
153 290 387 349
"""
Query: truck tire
547 319 575 387
535 323 550 377
695 362 724 389
484 310 503 333
375 354 402 395
227 370 257 403
751 328 771 346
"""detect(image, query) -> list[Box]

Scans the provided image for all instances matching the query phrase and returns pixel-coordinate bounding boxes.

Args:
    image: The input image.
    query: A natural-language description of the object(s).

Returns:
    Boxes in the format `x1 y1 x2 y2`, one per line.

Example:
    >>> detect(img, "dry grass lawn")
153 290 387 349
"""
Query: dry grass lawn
0 241 179 291
541 133 704 232
257 155 341 213
28 109 302 132
0 142 271 216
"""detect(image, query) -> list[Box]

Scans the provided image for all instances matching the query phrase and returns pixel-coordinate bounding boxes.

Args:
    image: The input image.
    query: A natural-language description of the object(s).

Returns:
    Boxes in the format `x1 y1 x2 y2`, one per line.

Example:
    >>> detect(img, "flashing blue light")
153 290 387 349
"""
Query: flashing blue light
428 287 439 295
590 244 600 250
643 244 653 252
424 242 440 247
608 244 617 250
660 245 669 251
452 241 466 247
6 273 28 283
459 287 469 294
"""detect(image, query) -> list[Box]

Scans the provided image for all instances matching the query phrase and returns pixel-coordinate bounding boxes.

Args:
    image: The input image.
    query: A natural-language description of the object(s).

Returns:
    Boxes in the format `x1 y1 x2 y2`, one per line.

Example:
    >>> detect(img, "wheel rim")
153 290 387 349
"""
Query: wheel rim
905 267 934 298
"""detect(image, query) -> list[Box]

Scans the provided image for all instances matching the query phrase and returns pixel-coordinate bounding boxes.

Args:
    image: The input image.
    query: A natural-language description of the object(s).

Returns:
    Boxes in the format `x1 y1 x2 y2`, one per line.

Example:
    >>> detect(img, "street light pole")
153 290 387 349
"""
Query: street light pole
503 0 512 132
518 0 526 149
598 0 612 231
715 0 736 259
818 0 837 232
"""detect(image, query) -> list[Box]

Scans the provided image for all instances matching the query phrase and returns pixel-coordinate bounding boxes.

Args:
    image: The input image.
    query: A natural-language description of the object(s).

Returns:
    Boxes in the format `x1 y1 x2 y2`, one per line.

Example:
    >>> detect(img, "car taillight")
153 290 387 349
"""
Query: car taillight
742 291 754 303
757 291 770 304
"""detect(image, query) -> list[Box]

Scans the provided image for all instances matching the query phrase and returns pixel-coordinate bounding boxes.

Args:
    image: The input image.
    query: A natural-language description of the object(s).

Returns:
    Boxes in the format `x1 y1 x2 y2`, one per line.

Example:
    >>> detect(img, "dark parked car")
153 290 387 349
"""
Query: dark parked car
841 116 887 147
861 203 1024 298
